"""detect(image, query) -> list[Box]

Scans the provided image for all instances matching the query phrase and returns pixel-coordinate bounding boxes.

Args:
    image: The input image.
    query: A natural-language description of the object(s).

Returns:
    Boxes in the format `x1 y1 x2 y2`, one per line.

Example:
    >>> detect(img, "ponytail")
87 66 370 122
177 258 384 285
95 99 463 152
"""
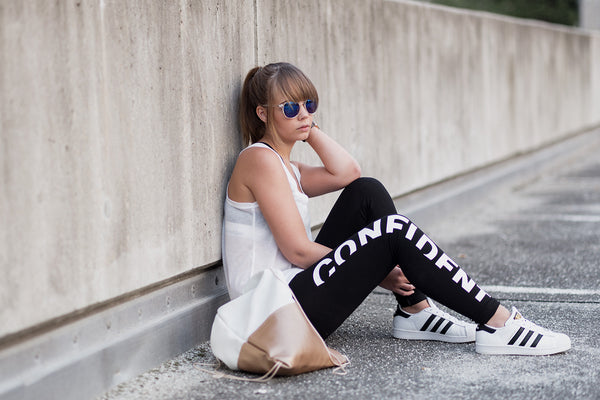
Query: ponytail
239 67 266 145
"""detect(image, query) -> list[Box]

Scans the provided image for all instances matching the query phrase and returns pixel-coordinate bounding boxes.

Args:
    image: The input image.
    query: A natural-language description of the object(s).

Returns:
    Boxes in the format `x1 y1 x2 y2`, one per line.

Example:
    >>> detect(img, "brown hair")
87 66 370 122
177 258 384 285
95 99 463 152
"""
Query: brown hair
239 62 319 145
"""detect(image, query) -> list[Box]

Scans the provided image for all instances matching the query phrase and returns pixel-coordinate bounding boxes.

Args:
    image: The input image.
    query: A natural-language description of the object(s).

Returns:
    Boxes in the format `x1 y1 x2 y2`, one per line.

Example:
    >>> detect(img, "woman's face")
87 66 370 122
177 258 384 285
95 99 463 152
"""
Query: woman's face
265 91 314 144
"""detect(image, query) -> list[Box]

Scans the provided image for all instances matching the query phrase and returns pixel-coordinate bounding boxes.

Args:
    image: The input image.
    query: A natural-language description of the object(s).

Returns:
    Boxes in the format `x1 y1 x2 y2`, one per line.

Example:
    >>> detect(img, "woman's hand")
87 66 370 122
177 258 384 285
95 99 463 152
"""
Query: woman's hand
380 266 415 296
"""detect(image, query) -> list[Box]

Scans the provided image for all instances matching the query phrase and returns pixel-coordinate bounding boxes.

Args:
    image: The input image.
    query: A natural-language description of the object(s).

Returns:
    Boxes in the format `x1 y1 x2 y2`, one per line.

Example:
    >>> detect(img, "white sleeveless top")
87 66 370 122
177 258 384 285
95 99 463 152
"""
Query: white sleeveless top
222 143 311 299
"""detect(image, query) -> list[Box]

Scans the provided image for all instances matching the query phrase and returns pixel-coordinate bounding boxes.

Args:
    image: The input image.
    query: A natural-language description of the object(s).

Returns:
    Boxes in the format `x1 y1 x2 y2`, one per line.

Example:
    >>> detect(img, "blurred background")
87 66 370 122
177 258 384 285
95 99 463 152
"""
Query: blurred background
417 0 584 27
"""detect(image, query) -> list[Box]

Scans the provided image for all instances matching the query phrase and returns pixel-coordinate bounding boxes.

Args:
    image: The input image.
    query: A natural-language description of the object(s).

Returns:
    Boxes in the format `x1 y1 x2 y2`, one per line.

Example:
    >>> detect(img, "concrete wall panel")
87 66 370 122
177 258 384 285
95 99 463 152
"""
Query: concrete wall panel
0 0 254 338
1 0 599 340
591 33 600 118
369 1 600 198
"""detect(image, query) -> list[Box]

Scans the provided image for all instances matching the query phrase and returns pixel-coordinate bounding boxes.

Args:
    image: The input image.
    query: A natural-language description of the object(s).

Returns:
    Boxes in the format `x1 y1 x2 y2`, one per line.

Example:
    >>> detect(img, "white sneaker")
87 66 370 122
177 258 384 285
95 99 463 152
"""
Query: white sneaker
392 300 476 343
475 307 571 355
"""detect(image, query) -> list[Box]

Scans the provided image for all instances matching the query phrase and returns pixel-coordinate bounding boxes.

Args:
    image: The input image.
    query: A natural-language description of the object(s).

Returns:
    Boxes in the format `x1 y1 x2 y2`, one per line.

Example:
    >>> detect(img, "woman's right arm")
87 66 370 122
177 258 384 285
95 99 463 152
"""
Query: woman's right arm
295 127 361 198
230 147 332 268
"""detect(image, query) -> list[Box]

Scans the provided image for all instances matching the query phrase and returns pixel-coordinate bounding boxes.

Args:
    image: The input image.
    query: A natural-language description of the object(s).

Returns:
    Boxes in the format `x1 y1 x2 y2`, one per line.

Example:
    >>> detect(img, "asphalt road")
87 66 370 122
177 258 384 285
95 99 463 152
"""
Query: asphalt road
98 129 600 400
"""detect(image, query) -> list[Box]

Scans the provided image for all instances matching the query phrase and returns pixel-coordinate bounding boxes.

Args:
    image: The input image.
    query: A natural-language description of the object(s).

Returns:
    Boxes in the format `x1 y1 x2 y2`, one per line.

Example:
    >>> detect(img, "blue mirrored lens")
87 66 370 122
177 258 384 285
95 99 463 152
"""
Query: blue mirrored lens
282 102 300 118
305 99 317 114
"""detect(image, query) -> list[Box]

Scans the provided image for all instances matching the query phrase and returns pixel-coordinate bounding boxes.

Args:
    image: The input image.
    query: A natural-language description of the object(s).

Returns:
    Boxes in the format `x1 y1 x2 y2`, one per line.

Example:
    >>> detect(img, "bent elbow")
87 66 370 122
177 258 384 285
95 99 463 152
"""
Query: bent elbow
343 161 361 185
350 162 362 180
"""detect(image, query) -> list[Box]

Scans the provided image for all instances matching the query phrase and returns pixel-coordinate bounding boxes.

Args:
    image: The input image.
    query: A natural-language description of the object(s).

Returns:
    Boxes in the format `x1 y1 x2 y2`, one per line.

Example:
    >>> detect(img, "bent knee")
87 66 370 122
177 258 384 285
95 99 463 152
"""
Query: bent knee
345 177 387 194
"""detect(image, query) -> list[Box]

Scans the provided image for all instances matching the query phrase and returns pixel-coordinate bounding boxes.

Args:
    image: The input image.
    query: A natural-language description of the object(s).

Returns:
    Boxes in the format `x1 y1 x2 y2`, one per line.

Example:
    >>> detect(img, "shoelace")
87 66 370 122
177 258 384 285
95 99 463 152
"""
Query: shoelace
429 306 470 326
510 315 552 335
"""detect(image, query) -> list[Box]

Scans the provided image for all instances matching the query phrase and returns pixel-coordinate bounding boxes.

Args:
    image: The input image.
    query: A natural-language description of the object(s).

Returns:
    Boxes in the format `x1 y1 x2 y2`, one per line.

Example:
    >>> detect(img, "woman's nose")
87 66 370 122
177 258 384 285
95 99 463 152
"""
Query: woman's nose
297 102 310 118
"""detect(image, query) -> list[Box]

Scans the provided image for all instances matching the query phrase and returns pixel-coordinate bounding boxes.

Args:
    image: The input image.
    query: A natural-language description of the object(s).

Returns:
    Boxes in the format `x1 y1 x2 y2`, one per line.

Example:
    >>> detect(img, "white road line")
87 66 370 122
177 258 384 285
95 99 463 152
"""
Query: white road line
511 214 600 222
483 285 600 296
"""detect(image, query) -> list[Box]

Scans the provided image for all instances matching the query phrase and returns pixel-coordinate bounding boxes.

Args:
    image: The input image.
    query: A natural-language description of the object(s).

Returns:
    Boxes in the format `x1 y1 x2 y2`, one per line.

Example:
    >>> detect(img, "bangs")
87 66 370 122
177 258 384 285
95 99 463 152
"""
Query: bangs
269 66 319 105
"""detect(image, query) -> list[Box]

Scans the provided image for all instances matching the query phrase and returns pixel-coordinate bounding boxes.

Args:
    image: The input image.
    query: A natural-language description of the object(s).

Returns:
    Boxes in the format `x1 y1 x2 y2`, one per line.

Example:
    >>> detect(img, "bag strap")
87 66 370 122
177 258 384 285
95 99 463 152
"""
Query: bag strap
195 359 283 382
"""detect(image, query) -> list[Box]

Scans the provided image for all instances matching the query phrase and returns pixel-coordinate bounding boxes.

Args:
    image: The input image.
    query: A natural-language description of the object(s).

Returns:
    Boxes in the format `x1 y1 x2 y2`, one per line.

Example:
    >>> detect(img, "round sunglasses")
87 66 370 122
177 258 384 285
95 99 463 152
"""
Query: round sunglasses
267 99 318 119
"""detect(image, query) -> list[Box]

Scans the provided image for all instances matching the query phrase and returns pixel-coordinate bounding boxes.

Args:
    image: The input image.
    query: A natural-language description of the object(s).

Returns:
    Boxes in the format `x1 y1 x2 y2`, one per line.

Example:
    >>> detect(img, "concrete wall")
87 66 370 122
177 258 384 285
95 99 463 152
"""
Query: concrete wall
2 0 600 341
581 0 600 30
1 0 253 339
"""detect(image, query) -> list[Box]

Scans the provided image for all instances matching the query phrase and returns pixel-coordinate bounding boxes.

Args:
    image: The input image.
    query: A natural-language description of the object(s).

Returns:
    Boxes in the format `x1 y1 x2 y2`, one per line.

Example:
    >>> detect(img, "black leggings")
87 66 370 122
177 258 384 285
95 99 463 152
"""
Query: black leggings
289 177 500 338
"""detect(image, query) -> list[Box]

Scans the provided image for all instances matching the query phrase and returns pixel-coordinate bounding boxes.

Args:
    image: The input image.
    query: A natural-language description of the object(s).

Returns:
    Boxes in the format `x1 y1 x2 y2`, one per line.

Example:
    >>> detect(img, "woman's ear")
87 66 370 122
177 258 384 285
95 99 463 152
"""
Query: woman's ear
256 105 267 123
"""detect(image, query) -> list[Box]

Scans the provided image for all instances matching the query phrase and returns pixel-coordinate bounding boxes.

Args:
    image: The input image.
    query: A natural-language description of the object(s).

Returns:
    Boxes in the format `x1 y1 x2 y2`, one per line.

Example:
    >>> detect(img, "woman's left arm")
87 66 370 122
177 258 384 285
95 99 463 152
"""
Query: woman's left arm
295 126 361 197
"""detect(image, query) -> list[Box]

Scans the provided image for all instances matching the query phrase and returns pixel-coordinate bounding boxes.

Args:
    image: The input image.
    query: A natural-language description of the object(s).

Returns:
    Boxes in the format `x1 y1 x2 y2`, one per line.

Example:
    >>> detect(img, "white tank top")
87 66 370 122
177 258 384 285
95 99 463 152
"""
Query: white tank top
222 143 311 299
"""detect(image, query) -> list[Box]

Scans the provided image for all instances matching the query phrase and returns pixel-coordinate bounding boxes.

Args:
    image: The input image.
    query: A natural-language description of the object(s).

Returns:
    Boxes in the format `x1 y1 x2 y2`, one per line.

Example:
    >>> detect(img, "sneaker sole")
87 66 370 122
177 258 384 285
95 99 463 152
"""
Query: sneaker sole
393 328 475 343
475 342 571 355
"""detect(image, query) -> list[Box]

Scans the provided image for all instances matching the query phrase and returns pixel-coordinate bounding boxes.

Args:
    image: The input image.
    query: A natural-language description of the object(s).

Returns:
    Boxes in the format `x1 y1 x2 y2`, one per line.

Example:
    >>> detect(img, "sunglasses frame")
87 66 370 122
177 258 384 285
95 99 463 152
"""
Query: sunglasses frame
266 99 318 119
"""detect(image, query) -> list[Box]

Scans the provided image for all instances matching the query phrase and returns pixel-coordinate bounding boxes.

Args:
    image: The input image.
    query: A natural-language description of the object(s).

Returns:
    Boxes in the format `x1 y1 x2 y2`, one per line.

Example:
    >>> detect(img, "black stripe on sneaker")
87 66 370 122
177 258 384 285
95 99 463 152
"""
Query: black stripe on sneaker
519 330 534 346
531 333 543 348
508 327 525 345
440 321 454 334
420 315 437 331
432 318 446 333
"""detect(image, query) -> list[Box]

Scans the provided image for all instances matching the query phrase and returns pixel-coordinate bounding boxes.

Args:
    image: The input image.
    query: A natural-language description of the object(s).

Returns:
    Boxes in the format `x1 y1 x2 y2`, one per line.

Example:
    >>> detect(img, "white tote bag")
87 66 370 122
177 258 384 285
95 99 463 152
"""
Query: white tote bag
210 268 348 376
